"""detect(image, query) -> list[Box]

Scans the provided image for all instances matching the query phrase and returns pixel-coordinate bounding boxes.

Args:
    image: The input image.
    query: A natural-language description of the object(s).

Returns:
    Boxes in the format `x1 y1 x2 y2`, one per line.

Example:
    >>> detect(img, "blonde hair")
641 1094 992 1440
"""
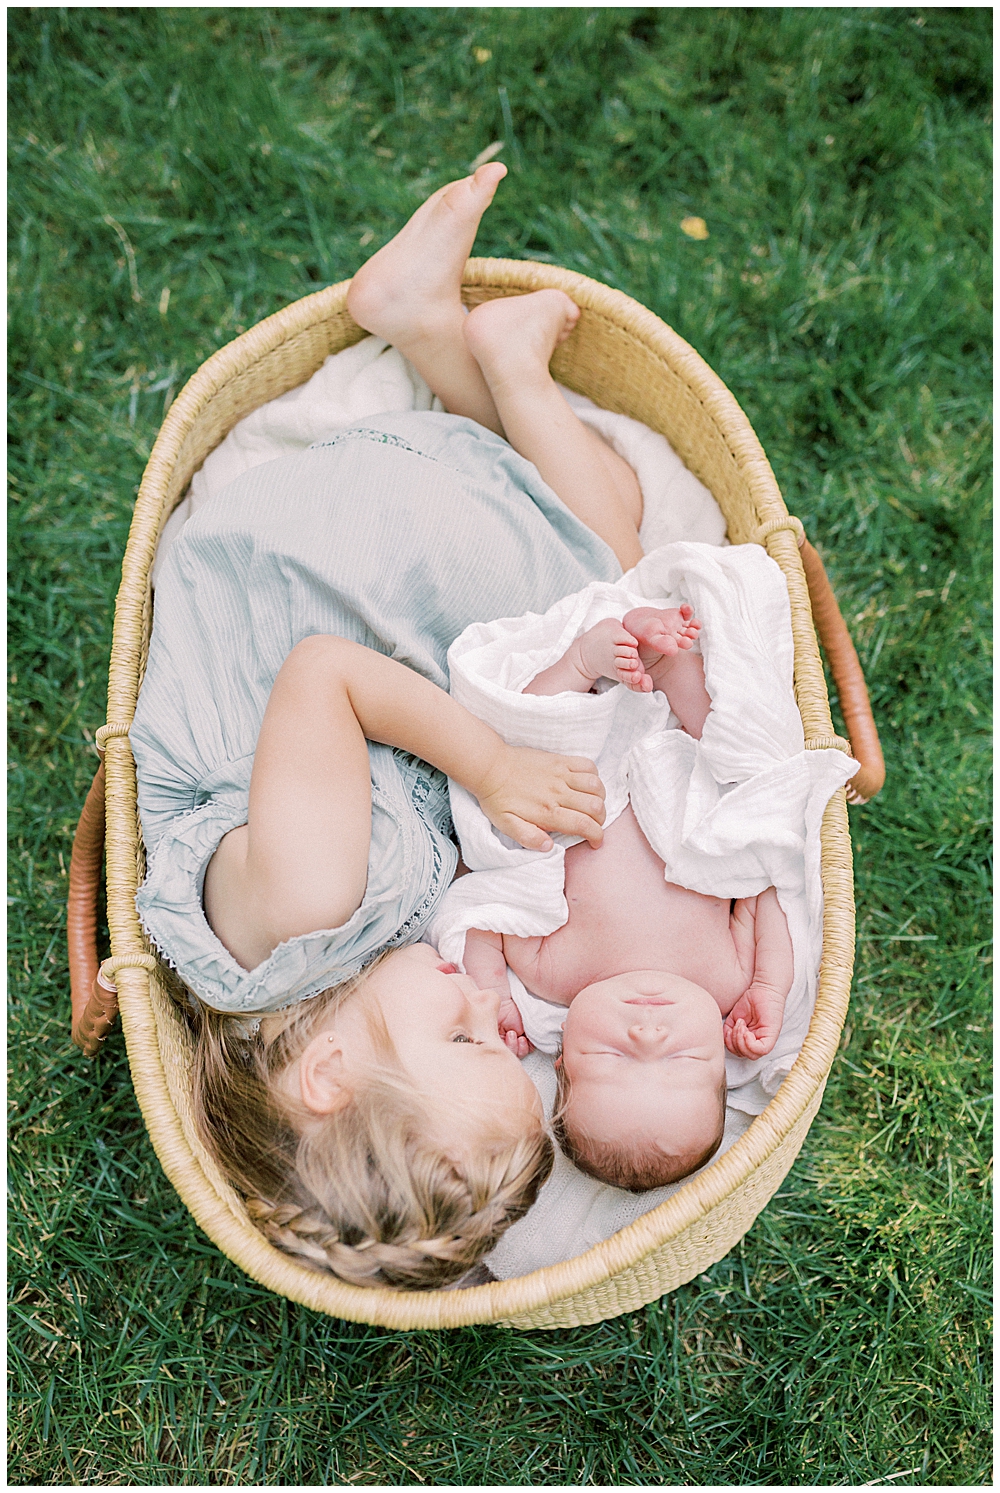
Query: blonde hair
552 1065 726 1192
191 956 553 1290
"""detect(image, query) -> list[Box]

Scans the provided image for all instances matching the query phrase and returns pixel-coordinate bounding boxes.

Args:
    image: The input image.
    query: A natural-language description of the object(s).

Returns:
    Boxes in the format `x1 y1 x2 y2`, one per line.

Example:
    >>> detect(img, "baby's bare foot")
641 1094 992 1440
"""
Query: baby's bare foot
346 162 507 346
463 288 580 396
622 605 701 671
574 617 653 692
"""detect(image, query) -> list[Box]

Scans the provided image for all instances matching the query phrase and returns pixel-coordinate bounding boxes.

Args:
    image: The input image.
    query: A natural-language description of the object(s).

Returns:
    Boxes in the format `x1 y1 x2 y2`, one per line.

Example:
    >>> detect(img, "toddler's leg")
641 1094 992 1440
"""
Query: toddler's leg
623 606 711 738
346 164 508 434
348 167 647 569
464 295 644 570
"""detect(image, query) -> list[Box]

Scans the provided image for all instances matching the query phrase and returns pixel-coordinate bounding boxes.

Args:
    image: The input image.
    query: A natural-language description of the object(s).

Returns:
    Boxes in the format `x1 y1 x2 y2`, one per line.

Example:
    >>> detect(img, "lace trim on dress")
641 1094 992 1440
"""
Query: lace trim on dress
310 428 441 461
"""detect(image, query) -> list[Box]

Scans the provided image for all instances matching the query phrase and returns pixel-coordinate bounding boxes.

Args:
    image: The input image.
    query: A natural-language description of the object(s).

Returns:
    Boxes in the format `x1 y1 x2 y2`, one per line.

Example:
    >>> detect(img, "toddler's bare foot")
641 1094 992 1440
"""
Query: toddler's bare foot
463 289 581 398
346 163 507 349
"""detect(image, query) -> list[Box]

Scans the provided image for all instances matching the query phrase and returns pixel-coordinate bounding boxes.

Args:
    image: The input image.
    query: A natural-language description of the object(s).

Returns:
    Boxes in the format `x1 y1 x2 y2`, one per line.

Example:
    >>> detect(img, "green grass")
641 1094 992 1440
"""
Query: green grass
8 7 991 1485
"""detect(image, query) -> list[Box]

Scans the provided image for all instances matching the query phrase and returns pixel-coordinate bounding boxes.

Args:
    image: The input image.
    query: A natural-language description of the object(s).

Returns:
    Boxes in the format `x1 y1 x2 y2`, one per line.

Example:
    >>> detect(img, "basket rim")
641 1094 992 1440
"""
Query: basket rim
102 259 854 1330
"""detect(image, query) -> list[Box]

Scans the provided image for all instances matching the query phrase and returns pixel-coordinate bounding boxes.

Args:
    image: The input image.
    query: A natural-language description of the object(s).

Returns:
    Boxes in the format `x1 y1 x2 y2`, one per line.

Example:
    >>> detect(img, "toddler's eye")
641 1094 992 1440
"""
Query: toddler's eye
451 1032 476 1044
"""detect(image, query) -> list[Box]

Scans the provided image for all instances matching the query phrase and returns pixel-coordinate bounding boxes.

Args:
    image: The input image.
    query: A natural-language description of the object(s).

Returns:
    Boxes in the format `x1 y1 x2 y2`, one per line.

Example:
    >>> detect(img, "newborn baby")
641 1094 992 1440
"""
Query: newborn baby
462 604 794 1192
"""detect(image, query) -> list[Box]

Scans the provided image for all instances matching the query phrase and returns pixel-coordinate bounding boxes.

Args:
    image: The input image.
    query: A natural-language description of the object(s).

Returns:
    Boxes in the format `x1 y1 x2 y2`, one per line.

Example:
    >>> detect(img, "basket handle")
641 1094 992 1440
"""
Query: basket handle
67 757 119 1056
799 537 886 804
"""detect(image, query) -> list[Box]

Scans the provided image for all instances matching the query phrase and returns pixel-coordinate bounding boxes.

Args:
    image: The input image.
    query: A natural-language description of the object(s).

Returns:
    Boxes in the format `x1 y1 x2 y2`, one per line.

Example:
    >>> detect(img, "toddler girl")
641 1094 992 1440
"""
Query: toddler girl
131 164 653 1287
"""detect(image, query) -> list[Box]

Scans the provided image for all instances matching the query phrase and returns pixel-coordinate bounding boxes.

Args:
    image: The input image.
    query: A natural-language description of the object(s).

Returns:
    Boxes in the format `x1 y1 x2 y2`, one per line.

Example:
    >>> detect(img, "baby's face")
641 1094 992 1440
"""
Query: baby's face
558 971 726 1161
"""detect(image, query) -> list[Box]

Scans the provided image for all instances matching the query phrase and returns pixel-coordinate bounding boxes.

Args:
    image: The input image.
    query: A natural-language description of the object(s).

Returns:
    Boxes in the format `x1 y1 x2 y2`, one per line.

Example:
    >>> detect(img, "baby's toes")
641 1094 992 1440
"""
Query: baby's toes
615 654 642 684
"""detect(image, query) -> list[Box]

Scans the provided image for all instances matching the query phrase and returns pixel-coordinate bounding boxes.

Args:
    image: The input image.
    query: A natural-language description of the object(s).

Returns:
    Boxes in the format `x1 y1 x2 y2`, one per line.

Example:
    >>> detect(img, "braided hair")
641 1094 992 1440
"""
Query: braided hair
191 960 553 1291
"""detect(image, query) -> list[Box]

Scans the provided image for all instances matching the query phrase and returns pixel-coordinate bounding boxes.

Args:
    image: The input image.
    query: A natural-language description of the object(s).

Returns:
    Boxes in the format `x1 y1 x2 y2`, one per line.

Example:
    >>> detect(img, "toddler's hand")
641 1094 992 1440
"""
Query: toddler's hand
475 745 606 850
498 995 534 1059
723 983 785 1058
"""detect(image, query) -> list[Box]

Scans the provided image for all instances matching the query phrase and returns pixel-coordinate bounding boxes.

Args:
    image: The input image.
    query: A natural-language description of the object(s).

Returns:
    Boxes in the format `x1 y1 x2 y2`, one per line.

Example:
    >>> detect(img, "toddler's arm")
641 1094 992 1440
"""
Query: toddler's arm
724 887 794 1058
463 928 533 1058
204 636 605 970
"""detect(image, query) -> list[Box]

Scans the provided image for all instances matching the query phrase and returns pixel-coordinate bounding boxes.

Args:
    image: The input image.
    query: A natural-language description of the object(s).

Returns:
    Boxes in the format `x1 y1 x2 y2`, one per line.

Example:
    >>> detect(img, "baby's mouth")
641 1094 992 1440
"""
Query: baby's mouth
623 997 670 1006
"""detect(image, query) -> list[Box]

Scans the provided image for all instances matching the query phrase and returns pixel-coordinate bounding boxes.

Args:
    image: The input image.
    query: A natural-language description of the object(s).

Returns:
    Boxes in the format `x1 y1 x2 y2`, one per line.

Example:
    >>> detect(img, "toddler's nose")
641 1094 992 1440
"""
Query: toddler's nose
467 981 501 1012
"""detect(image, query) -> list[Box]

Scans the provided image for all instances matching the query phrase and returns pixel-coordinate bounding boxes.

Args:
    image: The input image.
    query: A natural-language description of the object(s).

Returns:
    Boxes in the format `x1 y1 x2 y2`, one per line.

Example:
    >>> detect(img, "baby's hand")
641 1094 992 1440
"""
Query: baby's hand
723 983 786 1058
498 994 534 1059
475 745 606 850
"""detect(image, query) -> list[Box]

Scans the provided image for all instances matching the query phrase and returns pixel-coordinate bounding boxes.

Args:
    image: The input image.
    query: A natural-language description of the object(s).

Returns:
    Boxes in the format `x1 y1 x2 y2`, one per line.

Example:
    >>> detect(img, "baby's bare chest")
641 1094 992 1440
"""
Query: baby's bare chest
503 806 745 1004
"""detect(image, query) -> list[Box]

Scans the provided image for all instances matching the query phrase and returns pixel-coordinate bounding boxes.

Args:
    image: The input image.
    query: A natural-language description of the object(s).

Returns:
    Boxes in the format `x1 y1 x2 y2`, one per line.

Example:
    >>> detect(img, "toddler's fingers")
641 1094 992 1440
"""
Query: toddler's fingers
563 755 601 779
565 770 605 801
503 816 554 853
558 787 607 823
548 806 604 847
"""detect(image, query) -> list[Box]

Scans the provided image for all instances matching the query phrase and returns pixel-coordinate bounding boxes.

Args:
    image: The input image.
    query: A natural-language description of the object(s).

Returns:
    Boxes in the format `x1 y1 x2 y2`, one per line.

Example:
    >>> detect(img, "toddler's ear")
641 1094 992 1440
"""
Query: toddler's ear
553 1055 563 1071
299 1031 354 1115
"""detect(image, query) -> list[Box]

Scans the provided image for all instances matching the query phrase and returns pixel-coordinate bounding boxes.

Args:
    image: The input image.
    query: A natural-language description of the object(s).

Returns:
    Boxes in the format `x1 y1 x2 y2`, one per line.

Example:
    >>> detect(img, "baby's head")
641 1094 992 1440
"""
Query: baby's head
553 971 727 1191
193 944 552 1289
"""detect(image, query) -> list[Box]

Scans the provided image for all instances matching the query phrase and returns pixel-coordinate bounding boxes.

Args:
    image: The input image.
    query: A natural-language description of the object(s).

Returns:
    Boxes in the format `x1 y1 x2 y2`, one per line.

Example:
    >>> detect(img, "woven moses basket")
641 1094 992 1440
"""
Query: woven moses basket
68 260 884 1330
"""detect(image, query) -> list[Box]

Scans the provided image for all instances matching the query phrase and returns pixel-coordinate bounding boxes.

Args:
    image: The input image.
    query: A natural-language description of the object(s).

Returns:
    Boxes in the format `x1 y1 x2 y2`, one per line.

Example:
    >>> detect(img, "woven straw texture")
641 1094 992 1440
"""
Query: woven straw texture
100 260 855 1331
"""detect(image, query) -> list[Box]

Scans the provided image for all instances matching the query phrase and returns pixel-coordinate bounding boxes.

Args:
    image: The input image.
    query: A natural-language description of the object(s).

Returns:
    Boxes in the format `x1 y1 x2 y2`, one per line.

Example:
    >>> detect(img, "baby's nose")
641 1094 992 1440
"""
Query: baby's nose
628 1022 669 1048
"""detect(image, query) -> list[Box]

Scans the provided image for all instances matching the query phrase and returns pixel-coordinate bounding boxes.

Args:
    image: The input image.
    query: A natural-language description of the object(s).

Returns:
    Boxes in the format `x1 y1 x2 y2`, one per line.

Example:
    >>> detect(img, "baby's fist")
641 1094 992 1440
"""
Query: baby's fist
498 995 533 1059
723 985 783 1058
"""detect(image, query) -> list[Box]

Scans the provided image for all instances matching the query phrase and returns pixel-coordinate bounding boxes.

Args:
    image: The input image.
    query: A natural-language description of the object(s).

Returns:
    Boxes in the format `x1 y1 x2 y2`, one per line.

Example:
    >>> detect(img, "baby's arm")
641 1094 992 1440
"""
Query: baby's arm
723 887 794 1058
463 928 533 1058
204 636 605 969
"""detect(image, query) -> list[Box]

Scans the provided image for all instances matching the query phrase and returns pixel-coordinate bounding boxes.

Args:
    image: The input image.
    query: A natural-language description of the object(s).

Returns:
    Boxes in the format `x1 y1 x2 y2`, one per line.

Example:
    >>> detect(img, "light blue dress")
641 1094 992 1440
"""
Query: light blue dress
130 412 620 1013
